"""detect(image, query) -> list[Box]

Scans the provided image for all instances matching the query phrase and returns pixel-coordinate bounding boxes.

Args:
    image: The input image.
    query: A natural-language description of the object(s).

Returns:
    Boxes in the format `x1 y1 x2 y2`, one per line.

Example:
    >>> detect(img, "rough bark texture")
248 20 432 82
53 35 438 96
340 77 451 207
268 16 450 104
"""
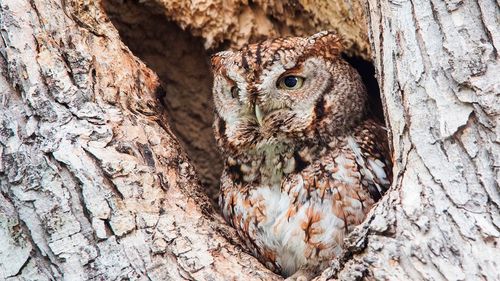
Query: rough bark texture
143 0 370 58
1 0 498 280
321 0 499 279
0 1 277 280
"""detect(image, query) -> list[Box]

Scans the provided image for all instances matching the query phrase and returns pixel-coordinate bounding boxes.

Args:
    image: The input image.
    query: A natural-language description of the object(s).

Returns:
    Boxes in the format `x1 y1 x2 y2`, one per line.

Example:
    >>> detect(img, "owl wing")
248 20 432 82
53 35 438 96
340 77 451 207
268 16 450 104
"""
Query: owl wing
347 119 392 201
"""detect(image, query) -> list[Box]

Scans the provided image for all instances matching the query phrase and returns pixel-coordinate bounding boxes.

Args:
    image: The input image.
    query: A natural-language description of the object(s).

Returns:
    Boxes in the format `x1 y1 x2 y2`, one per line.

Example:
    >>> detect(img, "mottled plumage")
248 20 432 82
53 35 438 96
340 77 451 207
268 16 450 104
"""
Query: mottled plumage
211 31 391 278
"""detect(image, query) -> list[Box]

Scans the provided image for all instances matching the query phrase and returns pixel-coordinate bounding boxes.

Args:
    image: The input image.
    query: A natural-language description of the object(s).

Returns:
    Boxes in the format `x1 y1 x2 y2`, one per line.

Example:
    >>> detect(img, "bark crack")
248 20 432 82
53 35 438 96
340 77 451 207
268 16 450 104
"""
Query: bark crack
17 210 61 278
82 147 125 200
6 256 31 278
475 0 498 57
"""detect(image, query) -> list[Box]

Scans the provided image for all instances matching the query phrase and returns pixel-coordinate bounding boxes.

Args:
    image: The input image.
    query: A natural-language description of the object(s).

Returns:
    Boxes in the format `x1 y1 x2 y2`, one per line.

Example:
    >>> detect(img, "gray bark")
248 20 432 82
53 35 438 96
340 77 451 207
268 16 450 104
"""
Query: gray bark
0 0 277 280
320 0 499 280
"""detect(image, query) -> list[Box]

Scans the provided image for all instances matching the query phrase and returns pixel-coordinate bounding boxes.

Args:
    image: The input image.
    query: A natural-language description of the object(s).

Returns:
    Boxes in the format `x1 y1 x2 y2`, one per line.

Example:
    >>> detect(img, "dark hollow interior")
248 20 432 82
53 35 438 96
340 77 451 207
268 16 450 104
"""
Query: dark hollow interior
103 1 384 206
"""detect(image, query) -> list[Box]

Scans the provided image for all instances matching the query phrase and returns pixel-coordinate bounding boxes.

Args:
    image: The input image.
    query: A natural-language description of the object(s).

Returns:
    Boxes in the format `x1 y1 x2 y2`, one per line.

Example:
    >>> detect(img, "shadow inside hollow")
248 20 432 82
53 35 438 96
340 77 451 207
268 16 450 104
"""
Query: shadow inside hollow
343 54 384 123
103 0 223 205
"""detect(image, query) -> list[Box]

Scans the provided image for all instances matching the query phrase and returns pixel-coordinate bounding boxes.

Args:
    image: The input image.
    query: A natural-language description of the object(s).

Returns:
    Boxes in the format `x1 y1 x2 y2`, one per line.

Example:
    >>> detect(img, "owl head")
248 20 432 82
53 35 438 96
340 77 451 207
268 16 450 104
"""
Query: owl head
211 31 367 157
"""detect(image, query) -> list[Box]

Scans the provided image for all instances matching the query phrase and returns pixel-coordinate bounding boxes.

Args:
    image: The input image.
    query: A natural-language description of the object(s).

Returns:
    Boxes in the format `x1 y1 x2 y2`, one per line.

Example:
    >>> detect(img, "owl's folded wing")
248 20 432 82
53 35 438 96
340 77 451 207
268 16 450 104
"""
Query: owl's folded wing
347 119 392 201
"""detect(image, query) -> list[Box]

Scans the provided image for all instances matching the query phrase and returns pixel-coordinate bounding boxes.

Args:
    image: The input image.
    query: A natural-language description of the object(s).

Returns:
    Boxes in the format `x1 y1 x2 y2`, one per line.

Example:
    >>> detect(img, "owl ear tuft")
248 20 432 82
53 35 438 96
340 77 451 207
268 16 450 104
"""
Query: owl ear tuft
210 53 224 73
210 51 233 74
307 31 344 58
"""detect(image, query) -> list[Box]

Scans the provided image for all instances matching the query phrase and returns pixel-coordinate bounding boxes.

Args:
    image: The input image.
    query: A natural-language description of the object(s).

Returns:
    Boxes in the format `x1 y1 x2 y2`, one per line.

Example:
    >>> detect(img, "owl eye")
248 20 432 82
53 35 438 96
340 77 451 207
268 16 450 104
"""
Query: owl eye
230 86 239 98
278 75 304 90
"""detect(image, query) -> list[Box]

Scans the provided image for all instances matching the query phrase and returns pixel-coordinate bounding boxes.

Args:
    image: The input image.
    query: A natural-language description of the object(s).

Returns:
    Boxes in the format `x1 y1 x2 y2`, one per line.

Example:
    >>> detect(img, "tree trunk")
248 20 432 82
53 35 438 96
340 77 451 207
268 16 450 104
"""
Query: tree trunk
0 1 277 280
324 0 499 279
0 1 498 281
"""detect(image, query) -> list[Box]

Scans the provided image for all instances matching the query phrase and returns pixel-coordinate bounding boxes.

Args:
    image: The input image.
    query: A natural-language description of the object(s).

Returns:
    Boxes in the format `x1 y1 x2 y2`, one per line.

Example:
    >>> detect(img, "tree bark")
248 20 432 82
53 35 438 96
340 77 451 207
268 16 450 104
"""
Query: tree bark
0 0 498 281
322 0 499 279
0 1 277 280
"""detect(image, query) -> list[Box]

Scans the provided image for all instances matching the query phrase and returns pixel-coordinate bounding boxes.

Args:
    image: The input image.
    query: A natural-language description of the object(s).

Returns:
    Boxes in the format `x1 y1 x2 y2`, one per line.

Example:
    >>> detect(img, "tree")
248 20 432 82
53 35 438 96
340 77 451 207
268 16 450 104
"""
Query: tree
340 0 499 279
0 0 497 280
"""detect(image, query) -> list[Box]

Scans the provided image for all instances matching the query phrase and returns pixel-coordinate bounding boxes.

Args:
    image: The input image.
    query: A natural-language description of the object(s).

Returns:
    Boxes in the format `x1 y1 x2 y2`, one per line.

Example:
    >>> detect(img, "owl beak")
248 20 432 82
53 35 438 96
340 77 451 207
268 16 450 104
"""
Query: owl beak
255 104 264 126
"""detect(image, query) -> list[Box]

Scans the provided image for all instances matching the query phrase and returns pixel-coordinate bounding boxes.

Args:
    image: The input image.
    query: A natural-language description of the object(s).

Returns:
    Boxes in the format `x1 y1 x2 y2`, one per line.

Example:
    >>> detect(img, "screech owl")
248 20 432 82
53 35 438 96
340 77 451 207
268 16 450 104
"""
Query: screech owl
211 31 391 278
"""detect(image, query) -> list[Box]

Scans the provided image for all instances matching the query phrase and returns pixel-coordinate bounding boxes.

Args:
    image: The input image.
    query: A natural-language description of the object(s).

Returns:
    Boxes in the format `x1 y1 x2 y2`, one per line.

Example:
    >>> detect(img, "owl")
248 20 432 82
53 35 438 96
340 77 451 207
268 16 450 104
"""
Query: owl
211 31 391 279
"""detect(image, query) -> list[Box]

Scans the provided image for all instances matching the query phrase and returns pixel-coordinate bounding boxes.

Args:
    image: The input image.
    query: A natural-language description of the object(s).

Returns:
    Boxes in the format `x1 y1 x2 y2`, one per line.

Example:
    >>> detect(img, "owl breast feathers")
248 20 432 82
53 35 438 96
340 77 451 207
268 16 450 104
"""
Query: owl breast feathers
211 31 392 277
